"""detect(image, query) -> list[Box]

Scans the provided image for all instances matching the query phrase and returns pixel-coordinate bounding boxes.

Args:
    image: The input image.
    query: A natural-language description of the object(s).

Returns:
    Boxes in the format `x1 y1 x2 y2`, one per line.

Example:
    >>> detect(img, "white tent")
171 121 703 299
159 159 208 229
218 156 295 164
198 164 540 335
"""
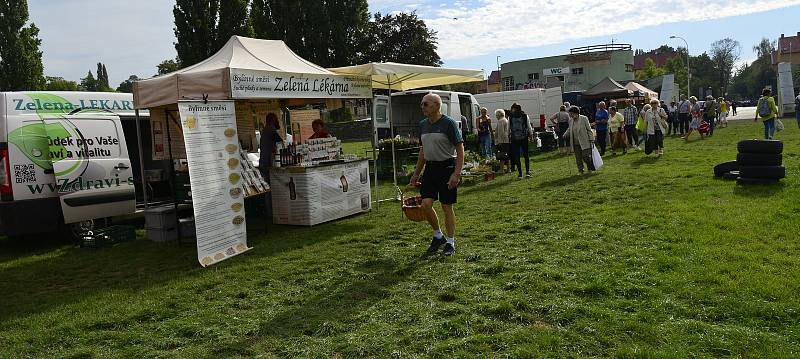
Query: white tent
329 62 483 198
134 36 346 109
329 62 484 91
624 81 659 100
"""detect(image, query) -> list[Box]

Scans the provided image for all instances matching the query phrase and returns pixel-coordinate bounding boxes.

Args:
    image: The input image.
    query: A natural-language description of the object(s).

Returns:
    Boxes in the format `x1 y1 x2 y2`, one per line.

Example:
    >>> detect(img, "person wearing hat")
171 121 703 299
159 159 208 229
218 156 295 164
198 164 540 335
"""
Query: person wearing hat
563 106 595 174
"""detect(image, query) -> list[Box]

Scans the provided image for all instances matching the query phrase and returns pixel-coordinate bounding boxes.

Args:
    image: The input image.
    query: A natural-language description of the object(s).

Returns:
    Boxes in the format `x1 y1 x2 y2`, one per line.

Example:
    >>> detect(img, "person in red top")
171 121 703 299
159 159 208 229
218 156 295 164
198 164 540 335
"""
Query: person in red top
308 119 331 139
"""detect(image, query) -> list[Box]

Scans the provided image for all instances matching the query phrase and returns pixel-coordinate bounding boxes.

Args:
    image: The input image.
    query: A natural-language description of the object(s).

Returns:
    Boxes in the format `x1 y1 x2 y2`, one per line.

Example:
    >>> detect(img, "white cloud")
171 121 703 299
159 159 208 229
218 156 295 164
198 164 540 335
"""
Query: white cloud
423 0 800 60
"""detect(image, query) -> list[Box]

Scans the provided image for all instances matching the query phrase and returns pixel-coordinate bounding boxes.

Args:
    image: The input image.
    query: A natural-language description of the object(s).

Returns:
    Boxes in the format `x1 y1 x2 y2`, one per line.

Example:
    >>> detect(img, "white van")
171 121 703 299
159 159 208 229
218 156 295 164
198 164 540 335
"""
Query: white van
373 90 480 143
0 92 147 236
474 87 563 130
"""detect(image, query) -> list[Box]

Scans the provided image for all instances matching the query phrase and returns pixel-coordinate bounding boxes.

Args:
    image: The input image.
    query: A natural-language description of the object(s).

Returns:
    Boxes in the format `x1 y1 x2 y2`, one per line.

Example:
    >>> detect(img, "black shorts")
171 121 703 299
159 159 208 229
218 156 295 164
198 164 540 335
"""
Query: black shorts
421 159 457 205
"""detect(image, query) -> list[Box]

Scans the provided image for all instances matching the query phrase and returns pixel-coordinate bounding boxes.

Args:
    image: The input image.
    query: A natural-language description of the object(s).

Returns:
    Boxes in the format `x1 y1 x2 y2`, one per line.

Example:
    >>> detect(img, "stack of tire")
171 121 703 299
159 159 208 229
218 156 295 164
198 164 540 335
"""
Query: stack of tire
714 139 785 184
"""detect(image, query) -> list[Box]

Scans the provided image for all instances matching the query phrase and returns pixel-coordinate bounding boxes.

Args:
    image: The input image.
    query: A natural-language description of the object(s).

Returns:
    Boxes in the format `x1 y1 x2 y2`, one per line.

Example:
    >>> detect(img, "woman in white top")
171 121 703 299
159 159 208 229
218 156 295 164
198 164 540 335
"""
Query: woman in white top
644 99 668 157
493 109 511 172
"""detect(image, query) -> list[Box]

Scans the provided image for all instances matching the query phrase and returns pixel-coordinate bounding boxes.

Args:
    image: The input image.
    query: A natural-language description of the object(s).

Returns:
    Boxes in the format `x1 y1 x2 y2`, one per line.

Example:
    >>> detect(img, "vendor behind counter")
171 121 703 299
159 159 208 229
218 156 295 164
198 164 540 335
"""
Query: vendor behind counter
259 113 284 180
308 119 331 139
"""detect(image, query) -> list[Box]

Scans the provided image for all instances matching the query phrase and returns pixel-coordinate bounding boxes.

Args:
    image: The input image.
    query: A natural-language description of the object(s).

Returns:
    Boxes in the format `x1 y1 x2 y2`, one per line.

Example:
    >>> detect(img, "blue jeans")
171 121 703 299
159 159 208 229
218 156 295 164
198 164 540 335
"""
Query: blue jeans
479 134 492 157
764 118 775 139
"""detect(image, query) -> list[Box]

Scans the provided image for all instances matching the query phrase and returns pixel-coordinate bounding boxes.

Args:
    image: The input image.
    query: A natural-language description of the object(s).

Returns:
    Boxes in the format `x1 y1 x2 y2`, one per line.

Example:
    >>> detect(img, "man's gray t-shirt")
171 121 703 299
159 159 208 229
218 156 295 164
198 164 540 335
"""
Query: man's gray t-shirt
420 115 463 161
678 100 690 113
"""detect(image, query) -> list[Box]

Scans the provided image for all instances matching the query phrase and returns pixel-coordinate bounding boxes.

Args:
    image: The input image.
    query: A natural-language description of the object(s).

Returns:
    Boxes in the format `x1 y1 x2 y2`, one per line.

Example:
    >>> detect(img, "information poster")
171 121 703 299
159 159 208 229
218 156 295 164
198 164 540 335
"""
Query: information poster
178 100 250 267
777 62 795 116
660 74 676 103
271 160 371 226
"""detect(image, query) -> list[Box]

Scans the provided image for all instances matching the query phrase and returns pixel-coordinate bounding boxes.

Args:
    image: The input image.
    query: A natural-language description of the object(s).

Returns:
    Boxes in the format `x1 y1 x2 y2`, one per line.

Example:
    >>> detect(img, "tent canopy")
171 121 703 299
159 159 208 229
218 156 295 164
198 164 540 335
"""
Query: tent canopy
328 62 483 91
134 36 336 109
584 77 632 99
625 81 658 98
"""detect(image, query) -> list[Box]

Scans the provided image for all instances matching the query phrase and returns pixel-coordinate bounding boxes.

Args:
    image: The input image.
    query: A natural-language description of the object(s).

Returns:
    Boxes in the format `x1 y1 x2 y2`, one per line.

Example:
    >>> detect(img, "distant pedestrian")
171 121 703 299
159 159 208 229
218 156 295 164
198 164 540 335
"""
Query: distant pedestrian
644 99 667 157
608 106 627 155
508 103 533 178
718 97 729 128
594 101 610 156
731 101 738 116
476 107 493 158
682 96 704 141
667 101 678 135
703 96 717 136
754 88 779 139
677 94 691 136
564 106 595 174
494 109 510 172
550 105 572 155
795 94 800 128
623 100 640 151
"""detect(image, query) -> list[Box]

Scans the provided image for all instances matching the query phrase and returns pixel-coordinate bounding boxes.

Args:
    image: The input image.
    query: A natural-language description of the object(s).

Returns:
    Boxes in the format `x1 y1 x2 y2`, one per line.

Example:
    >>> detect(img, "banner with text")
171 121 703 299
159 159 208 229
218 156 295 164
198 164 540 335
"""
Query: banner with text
178 100 250 267
230 68 372 99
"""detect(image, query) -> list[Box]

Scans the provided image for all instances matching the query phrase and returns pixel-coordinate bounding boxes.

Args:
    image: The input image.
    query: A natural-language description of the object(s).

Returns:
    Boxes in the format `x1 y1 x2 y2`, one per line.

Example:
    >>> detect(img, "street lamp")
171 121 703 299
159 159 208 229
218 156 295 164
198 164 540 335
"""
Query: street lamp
670 35 690 98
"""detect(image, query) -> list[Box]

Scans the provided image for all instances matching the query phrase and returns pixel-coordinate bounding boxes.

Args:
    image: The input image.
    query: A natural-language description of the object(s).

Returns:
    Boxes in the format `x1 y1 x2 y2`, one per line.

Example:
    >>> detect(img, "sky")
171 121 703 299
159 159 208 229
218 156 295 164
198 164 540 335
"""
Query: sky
27 0 800 88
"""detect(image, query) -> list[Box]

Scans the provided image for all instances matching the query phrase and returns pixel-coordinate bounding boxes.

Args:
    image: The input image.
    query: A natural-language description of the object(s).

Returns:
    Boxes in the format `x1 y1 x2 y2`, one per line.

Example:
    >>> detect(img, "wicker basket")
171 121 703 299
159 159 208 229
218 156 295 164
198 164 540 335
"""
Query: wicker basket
399 187 426 222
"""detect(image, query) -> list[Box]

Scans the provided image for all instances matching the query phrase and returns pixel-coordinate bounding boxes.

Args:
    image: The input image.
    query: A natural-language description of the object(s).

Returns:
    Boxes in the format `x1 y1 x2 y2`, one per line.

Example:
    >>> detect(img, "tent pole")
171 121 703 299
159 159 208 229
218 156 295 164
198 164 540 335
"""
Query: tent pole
135 109 148 209
388 76 398 196
372 96 379 210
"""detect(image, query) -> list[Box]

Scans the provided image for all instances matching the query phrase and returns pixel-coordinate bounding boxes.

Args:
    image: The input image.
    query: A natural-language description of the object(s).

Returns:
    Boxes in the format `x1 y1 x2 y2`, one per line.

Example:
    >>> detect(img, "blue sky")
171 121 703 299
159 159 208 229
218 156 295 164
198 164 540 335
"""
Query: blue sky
27 0 800 87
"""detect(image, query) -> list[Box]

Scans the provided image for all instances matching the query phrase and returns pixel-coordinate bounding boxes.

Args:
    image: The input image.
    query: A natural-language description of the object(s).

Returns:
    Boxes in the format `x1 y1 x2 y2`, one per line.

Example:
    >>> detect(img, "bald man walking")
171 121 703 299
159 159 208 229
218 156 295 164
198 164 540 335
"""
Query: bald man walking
410 93 465 256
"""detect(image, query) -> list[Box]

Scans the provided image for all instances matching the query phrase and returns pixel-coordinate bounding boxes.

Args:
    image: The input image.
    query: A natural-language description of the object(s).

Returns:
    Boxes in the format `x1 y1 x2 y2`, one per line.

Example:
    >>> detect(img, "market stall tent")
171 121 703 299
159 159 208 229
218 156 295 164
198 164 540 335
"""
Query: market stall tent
583 77 633 99
133 36 339 109
624 81 659 100
328 62 483 189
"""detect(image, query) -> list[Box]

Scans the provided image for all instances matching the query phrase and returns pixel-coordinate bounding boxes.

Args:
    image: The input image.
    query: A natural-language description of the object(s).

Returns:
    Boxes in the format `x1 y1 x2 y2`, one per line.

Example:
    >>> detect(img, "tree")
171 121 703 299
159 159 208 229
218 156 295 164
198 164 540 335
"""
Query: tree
663 54 688 96
95 62 112 91
709 38 740 96
358 12 442 66
80 71 98 92
173 0 251 68
752 37 776 61
0 0 45 90
250 0 369 67
156 59 179 75
116 75 140 93
44 76 78 91
689 52 718 97
635 58 665 80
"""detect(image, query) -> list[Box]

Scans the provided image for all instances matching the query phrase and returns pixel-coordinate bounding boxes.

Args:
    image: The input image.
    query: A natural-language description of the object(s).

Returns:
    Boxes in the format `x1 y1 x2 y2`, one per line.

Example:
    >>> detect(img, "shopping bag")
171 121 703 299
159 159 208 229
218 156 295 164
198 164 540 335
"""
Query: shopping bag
635 116 645 132
776 119 785 132
591 144 604 170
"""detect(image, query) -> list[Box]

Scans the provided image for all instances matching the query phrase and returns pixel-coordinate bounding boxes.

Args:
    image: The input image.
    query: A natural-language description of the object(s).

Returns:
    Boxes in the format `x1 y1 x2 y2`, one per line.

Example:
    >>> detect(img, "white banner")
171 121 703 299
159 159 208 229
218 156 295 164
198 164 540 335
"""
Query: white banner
230 68 372 99
270 159 371 226
777 62 795 115
660 74 676 103
178 100 250 267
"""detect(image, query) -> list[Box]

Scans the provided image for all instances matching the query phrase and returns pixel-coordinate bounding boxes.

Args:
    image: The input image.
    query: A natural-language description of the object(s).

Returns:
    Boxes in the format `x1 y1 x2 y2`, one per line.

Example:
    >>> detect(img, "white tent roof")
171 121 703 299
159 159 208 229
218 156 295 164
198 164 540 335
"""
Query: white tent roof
625 81 658 98
133 36 335 109
328 62 483 91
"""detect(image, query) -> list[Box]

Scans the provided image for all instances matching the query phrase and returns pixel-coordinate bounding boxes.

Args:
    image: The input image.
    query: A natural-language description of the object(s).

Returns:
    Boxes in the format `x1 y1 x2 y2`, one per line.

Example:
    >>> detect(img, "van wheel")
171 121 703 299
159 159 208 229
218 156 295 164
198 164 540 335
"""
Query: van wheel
70 220 95 239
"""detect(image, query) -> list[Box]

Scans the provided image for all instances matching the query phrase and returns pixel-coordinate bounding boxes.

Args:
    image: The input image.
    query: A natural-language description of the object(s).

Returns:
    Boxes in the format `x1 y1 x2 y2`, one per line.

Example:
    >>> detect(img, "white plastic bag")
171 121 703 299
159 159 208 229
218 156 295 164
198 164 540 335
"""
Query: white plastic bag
591 144 604 170
776 119 785 132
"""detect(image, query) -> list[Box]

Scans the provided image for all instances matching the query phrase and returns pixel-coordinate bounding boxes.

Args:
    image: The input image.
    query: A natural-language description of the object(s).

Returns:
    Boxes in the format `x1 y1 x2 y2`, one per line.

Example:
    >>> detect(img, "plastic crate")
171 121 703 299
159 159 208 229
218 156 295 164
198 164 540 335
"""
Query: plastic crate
79 225 136 249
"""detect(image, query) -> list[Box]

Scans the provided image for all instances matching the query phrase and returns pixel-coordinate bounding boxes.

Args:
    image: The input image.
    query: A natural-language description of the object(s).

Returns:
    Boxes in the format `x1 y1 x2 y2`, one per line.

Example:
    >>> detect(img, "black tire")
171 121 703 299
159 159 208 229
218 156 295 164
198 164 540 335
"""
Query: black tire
737 139 783 154
713 160 738 177
722 171 740 180
737 153 782 166
736 177 780 185
738 165 785 179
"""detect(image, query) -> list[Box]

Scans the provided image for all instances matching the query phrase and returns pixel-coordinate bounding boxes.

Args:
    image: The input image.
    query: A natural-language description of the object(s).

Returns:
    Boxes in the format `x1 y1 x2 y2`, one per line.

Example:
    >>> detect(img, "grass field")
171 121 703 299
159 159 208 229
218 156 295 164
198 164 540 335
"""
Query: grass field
1 119 799 358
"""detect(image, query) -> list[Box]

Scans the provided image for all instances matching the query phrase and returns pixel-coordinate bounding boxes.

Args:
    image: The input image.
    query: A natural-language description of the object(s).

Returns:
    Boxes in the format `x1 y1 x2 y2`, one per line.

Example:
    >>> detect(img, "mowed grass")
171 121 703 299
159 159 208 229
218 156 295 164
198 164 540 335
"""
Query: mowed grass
1 119 800 358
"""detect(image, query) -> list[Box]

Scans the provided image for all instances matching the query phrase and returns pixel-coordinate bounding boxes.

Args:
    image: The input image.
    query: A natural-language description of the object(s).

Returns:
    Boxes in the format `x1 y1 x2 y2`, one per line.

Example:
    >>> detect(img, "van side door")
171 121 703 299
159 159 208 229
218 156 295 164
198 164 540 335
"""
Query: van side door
44 114 135 223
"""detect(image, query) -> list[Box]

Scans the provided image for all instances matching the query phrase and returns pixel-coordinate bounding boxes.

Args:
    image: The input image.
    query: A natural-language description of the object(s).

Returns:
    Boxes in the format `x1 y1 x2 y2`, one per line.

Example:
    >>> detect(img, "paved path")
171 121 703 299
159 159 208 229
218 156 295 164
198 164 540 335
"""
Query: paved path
727 106 755 121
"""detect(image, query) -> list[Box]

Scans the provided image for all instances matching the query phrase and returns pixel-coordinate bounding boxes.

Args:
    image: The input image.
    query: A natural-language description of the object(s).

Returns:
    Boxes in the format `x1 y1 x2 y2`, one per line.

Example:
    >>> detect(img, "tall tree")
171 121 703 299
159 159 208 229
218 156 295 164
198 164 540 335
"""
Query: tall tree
116 75 140 93
752 37 776 61
709 38 740 96
96 62 108 89
0 0 45 90
156 59 180 75
173 0 251 68
80 71 97 92
663 54 688 96
250 0 369 67
45 76 78 91
635 58 666 80
358 12 442 66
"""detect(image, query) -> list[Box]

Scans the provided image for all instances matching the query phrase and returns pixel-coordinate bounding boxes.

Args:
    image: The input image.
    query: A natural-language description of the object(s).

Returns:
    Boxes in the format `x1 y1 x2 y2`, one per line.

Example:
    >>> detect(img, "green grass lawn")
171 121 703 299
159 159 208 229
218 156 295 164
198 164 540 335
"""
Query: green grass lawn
2 119 799 358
